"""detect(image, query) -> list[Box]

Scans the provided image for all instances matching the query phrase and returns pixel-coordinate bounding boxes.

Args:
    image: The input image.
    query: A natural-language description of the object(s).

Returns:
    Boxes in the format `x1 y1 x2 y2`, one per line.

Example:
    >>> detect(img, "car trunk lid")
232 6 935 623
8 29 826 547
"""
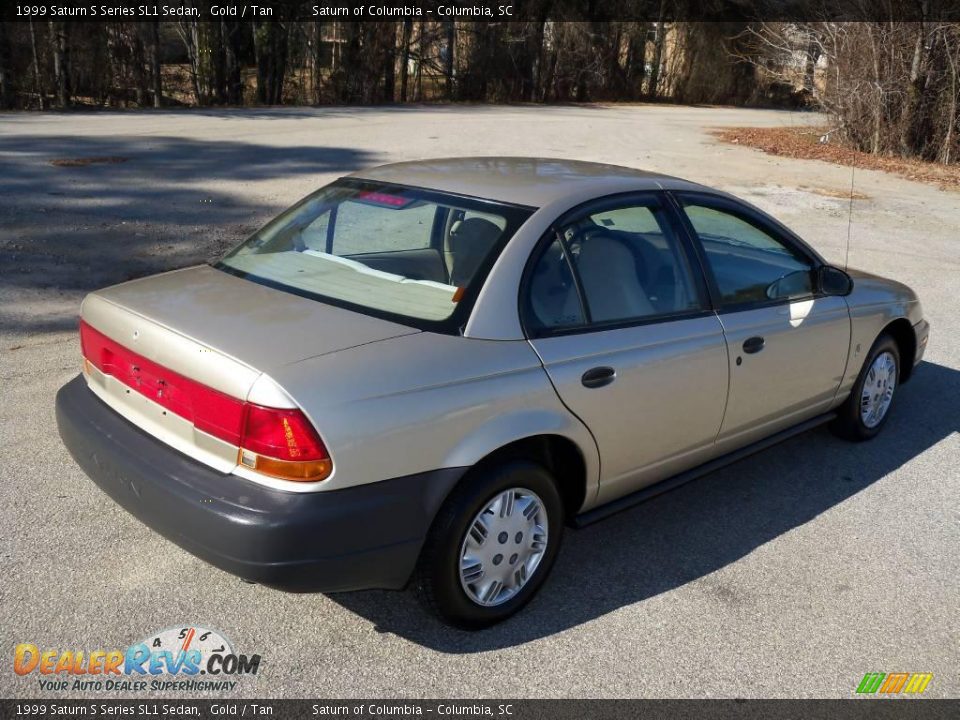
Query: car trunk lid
78 264 418 475
85 264 419 373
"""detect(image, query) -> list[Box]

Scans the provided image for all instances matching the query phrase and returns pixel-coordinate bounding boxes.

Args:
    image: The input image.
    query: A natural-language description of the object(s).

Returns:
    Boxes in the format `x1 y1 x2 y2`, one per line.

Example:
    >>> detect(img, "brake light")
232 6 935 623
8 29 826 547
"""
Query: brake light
79 319 332 483
238 404 332 482
354 190 413 208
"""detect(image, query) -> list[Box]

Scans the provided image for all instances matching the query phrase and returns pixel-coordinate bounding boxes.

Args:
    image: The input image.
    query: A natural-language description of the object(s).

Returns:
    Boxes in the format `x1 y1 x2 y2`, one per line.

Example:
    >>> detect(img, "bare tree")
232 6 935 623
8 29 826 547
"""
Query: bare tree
29 20 46 110
5 14 949 169
648 10 667 99
49 20 70 108
741 18 960 163
254 22 288 104
150 22 162 107
222 20 243 104
0 21 12 109
399 19 413 102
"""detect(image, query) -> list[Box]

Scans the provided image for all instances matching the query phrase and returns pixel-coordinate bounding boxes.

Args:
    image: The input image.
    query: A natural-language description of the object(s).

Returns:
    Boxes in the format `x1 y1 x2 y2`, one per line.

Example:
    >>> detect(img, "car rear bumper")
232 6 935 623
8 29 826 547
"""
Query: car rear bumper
56 375 464 592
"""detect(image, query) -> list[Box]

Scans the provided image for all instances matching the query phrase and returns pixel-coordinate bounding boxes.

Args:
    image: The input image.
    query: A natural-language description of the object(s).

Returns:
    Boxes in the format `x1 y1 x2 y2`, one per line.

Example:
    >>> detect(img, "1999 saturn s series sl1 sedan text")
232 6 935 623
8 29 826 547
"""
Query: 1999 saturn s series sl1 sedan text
56 158 930 628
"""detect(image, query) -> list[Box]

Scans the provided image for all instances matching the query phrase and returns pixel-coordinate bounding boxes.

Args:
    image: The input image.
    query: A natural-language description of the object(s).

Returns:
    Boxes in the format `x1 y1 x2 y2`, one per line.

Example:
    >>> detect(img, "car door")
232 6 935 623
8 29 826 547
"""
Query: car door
673 192 851 449
523 193 729 505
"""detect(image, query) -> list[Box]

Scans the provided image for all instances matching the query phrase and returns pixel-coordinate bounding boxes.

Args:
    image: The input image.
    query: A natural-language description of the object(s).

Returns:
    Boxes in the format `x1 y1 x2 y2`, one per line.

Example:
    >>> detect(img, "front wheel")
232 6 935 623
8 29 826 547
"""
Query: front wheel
831 333 900 441
414 460 564 629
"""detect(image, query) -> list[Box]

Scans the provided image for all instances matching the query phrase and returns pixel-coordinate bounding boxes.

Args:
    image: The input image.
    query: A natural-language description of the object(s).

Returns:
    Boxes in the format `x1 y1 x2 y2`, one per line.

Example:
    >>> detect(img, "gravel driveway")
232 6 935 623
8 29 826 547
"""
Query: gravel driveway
1 104 957 698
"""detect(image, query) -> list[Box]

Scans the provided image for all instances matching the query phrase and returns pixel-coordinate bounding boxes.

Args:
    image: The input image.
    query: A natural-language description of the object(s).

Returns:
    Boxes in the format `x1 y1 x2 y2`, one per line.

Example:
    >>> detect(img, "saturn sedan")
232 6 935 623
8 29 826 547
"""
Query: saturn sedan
56 158 929 628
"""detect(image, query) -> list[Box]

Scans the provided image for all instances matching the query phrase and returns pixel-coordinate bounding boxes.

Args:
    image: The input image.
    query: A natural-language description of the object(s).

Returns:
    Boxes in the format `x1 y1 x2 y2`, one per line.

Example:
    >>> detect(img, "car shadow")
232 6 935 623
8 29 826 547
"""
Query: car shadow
328 360 958 652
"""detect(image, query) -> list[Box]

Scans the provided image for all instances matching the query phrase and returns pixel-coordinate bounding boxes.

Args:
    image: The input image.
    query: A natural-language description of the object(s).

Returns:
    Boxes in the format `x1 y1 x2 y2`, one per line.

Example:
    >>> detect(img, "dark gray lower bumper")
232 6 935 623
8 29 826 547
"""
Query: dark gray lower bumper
56 375 464 592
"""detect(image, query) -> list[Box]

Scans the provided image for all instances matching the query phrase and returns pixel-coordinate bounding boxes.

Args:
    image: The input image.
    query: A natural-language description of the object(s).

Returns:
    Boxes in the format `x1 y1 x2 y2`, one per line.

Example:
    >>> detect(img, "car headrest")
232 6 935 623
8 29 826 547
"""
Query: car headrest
450 218 503 286
451 217 502 253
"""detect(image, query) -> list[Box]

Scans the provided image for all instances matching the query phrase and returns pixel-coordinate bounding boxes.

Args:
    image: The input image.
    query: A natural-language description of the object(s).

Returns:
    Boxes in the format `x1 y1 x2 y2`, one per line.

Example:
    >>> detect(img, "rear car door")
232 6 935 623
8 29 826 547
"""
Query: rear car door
523 193 729 505
673 192 851 448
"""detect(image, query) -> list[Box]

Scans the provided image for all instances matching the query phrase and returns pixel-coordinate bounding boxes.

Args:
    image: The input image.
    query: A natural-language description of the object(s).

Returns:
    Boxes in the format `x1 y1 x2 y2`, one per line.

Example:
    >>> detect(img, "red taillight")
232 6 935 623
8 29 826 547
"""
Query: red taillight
237 404 332 482
80 319 331 482
241 404 328 461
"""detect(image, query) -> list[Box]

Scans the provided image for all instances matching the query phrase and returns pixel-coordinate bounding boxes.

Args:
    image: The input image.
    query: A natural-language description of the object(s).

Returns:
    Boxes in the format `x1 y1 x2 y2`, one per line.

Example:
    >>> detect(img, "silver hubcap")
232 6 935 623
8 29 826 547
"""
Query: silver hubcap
458 487 549 607
860 351 897 428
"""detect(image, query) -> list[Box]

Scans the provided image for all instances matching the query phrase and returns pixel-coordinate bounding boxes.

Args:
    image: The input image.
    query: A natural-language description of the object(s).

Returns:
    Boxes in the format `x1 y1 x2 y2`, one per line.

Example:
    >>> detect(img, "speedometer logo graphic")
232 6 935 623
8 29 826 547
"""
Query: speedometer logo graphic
139 626 233 672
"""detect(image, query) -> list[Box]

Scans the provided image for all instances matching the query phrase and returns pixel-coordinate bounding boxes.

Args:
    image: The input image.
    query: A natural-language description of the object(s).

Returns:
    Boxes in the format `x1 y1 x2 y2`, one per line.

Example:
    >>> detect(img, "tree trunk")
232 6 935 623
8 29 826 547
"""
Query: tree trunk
542 28 559 102
900 5 928 156
29 20 45 110
527 20 547 102
867 25 882 154
648 15 665 100
150 22 162 107
212 23 227 104
178 18 225 105
607 24 625 97
222 21 242 104
624 23 647 100
175 21 203 104
941 32 958 165
445 21 455 100
312 21 323 103
399 20 412 102
803 39 819 94
254 22 288 105
382 24 396 102
416 21 425 101
0 21 13 109
49 21 70 108
132 25 148 106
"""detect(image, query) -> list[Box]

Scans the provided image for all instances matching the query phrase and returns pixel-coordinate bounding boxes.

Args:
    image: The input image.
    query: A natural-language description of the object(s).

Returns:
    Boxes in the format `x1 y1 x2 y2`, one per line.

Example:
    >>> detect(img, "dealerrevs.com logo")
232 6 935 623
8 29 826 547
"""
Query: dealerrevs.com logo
14 626 262 693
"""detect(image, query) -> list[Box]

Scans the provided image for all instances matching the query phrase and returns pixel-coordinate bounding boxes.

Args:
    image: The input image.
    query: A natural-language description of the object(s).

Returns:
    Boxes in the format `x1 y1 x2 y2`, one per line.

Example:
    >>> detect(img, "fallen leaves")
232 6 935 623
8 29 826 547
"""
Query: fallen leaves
50 156 129 168
712 126 960 192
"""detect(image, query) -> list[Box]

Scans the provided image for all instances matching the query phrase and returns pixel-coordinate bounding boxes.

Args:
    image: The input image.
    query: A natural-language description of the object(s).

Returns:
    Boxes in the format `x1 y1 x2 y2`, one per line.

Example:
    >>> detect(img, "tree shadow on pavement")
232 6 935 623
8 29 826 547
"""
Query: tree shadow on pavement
0 135 379 335
328 360 959 653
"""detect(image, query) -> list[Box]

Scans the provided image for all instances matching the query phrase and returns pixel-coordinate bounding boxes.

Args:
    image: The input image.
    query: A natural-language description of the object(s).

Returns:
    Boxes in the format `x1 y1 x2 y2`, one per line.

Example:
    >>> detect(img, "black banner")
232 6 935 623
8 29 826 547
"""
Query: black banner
4 700 960 720
3 0 959 23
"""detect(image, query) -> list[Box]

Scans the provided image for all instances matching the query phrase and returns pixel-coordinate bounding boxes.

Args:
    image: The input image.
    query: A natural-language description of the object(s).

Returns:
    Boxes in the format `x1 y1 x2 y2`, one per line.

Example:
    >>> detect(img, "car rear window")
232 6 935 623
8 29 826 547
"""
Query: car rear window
217 180 533 330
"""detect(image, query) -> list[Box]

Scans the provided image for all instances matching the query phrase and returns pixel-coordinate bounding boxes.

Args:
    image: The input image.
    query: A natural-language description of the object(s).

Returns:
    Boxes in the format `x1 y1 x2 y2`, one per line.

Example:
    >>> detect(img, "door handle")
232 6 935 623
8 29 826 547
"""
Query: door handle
742 336 765 354
581 366 616 389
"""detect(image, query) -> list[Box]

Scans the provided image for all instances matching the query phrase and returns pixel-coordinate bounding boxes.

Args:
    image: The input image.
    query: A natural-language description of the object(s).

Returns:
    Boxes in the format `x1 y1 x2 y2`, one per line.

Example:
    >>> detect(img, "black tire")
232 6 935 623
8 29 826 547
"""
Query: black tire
830 333 900 442
414 459 564 629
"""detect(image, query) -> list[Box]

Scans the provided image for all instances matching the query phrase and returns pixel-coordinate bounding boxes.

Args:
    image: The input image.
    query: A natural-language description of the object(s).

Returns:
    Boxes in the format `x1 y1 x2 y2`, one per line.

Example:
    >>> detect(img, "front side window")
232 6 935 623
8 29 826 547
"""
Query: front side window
680 201 814 306
218 181 531 326
525 197 703 333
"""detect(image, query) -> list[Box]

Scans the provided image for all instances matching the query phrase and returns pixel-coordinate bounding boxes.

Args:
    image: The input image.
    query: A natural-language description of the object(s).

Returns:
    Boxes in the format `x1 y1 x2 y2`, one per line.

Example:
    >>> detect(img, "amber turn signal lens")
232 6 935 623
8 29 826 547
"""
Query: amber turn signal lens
239 450 332 483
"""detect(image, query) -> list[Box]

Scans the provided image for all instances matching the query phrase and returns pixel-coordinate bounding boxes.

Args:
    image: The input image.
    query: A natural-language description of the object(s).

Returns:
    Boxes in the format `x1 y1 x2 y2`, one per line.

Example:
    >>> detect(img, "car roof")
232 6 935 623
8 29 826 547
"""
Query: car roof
347 157 708 208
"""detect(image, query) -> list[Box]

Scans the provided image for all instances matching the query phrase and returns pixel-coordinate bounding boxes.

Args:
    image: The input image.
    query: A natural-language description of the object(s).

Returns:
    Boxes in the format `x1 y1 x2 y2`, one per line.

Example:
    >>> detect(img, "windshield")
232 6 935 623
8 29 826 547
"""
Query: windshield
217 179 533 329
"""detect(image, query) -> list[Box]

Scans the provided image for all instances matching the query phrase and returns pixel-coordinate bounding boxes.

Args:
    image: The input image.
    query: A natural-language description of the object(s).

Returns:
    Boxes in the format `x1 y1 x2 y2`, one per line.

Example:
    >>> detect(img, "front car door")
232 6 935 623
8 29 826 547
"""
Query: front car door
673 192 851 450
523 193 729 506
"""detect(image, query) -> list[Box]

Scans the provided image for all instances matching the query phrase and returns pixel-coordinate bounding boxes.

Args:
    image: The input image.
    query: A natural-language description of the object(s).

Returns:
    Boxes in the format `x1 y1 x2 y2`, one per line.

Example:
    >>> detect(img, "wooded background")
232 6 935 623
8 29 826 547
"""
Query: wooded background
1 13 958 165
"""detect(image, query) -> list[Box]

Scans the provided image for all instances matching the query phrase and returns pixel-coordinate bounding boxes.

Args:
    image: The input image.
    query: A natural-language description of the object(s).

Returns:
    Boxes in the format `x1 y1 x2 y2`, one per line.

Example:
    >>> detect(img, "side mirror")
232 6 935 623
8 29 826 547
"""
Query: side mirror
818 265 853 296
765 269 814 300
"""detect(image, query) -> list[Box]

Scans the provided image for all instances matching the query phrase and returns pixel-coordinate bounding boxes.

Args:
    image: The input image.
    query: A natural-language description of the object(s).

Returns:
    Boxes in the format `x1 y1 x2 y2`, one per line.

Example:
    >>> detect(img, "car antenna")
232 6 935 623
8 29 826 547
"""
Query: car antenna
844 161 855 271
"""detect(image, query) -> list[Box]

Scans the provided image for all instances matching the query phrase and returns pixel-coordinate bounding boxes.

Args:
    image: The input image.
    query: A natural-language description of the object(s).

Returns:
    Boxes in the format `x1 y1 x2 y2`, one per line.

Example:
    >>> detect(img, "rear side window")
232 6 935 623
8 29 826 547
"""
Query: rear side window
525 238 587 330
681 202 814 306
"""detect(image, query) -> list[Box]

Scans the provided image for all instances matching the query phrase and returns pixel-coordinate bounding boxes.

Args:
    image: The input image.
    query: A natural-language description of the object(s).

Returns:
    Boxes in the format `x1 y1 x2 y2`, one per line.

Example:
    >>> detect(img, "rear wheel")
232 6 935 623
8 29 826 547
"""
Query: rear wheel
414 459 564 629
831 333 900 441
